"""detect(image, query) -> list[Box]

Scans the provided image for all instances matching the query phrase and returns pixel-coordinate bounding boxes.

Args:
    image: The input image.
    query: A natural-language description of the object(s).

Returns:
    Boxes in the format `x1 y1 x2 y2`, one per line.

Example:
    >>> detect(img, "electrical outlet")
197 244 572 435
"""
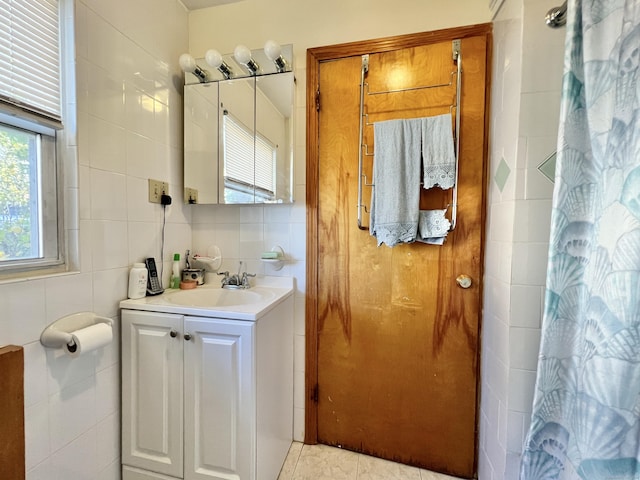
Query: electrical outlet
184 187 198 204
148 179 169 204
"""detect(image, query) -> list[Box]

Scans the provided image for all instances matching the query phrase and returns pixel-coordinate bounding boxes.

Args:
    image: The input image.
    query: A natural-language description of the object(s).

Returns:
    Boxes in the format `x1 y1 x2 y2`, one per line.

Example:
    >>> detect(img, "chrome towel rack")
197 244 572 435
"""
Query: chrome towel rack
356 40 462 231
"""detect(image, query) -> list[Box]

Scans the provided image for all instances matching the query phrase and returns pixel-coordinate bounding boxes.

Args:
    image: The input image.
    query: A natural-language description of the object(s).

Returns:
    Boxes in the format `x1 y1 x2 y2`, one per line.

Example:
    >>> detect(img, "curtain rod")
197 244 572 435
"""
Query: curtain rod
546 1 567 28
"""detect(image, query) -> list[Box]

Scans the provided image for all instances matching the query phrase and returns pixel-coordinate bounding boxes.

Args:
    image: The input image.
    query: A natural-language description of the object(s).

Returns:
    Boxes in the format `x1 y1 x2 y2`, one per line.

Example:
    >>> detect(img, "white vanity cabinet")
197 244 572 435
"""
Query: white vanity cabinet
120 290 293 480
121 310 184 478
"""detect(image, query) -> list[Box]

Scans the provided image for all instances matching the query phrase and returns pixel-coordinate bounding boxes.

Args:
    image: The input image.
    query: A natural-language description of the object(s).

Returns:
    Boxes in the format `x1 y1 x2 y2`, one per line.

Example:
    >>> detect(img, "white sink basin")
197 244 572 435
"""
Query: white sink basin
120 277 294 321
163 287 272 307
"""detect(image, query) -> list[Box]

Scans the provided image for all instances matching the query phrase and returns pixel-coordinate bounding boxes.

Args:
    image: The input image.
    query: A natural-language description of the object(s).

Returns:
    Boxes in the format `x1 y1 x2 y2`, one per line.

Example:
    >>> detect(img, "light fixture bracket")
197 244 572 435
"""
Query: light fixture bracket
193 66 208 82
218 62 233 79
182 44 293 85
274 56 287 73
245 58 260 75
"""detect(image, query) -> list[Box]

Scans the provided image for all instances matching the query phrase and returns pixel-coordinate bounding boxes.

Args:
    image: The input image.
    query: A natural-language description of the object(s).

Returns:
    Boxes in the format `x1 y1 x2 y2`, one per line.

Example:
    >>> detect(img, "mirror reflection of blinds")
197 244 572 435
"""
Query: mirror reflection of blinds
223 112 276 199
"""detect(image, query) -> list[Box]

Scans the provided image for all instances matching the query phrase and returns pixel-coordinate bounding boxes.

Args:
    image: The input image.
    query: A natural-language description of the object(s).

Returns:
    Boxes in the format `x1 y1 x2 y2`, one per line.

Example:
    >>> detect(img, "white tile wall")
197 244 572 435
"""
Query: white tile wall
49 376 97 452
507 368 537 412
96 412 120 473
480 2 523 477
49 429 98 479
508 327 541 371
0 1 190 479
482 0 561 477
0 280 47 346
519 91 562 137
23 343 48 409
512 200 553 243
509 285 542 328
511 242 550 285
24 400 50 470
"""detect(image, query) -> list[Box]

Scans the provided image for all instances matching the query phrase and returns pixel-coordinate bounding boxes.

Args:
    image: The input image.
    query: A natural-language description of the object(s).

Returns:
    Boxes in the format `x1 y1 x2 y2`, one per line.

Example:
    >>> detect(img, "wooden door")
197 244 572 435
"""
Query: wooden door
0 346 24 480
121 310 184 478
306 26 491 478
183 317 255 480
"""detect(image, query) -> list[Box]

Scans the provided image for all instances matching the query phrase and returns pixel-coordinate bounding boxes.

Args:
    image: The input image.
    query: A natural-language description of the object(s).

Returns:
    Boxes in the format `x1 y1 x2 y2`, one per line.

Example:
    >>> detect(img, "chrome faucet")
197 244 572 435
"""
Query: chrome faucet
217 271 232 287
241 271 256 287
218 261 255 289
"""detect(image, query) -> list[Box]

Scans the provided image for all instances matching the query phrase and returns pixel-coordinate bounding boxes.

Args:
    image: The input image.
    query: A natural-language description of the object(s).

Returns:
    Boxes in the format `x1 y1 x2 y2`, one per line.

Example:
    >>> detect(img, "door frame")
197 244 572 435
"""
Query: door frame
305 23 493 444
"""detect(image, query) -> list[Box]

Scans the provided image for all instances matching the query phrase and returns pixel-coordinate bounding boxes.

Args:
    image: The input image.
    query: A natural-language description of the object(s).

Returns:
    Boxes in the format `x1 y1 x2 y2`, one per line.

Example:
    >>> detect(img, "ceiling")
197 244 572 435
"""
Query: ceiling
181 0 242 10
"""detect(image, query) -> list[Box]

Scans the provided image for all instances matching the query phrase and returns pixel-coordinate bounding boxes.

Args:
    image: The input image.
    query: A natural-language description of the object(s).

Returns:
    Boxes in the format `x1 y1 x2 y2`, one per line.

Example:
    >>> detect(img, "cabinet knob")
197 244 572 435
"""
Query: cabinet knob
170 329 178 338
184 333 192 341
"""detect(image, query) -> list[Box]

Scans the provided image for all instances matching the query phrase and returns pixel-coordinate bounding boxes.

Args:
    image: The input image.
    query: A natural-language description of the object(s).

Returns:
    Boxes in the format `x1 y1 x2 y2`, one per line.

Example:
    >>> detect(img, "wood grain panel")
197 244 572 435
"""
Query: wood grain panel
307 25 491 478
0 345 25 480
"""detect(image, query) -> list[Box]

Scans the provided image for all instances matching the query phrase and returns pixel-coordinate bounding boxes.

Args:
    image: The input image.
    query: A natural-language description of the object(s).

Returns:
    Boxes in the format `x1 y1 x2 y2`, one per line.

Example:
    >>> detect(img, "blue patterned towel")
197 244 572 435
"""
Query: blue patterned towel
370 118 422 247
422 113 456 190
416 209 451 245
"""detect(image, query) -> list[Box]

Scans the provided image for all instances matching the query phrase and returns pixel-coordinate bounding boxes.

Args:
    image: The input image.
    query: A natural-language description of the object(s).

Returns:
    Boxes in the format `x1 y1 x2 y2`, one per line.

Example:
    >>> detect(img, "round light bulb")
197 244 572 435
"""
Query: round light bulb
234 44 252 65
205 49 223 68
264 40 282 61
179 53 196 73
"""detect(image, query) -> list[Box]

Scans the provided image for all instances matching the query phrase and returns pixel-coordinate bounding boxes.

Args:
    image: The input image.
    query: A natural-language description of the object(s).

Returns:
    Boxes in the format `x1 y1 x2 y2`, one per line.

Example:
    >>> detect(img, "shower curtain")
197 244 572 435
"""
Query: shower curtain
520 1 640 479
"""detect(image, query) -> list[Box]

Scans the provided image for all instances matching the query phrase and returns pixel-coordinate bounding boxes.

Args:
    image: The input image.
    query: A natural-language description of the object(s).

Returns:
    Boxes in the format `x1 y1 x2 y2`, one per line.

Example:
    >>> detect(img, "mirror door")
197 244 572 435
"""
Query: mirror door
184 83 219 204
255 72 294 204
219 77 256 203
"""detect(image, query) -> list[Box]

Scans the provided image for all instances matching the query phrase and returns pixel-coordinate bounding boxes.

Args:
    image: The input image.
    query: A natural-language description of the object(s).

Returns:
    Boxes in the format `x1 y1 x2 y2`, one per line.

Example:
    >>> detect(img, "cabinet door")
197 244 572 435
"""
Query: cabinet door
123 465 179 480
183 317 255 480
122 310 184 478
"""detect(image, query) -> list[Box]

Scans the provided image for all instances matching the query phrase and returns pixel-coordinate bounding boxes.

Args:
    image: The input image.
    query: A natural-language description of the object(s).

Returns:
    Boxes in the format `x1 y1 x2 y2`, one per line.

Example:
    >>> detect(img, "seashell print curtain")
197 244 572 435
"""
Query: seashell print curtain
520 0 640 479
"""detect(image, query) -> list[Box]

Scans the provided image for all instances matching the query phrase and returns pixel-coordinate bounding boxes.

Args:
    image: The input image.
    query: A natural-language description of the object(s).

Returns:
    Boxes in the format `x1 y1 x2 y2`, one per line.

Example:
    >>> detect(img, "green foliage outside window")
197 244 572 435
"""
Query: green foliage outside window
0 127 33 260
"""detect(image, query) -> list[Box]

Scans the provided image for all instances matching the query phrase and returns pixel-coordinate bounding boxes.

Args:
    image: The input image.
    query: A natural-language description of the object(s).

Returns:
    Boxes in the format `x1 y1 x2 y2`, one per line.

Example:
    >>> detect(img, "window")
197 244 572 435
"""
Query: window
222 112 276 203
0 0 67 274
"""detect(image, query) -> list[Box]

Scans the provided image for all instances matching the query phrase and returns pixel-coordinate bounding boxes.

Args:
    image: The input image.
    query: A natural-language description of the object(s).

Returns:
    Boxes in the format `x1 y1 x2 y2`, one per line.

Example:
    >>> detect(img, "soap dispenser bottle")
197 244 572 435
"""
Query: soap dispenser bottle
171 253 181 289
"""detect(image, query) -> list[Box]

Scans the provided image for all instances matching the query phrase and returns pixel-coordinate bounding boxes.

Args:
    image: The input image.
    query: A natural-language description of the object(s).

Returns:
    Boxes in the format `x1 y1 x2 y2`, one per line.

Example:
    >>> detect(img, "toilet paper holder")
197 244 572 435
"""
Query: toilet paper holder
40 312 113 350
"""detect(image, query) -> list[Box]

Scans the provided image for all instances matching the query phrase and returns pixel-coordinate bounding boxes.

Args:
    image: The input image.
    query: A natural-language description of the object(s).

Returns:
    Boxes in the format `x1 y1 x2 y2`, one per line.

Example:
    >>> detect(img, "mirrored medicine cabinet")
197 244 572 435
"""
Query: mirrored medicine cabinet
183 44 294 205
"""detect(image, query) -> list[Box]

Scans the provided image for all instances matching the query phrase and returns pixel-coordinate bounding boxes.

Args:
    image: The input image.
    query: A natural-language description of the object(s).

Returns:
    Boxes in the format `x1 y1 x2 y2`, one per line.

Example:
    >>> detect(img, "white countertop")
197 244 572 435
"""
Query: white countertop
119 275 294 321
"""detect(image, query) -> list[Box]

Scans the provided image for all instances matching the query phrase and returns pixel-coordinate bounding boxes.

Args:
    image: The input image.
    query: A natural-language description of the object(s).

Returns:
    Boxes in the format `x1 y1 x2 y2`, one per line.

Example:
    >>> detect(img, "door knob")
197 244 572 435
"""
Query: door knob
456 274 472 289
184 333 192 341
170 329 178 338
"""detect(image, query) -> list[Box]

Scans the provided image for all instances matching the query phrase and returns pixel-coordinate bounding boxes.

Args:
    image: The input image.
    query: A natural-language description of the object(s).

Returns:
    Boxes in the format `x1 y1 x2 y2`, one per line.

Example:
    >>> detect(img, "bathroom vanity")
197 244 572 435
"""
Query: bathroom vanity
119 277 294 480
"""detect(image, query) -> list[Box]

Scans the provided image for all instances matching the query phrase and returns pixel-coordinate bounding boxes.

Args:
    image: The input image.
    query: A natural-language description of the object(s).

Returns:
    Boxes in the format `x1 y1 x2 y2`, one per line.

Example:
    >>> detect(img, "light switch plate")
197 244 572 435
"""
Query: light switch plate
185 187 198 204
148 179 169 203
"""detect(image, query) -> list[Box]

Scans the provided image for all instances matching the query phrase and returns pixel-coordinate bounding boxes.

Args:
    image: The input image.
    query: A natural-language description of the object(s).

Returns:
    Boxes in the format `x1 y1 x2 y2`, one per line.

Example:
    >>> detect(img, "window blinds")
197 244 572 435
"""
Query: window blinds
0 0 61 125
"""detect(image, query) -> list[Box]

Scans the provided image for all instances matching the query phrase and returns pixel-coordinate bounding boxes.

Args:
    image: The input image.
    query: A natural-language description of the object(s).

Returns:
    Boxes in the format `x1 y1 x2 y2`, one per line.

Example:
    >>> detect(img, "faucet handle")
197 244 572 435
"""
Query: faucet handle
241 272 256 286
218 271 231 287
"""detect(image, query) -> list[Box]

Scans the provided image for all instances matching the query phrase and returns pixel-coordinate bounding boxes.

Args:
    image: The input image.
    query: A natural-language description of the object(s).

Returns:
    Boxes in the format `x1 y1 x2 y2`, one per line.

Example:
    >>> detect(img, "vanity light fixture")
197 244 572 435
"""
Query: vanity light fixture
264 40 287 73
179 53 208 82
205 49 234 79
234 44 260 75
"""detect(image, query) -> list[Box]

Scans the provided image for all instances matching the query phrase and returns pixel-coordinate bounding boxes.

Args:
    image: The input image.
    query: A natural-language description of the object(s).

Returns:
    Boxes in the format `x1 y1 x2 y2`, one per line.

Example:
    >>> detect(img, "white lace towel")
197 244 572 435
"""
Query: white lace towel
422 113 456 190
370 118 422 247
416 209 451 245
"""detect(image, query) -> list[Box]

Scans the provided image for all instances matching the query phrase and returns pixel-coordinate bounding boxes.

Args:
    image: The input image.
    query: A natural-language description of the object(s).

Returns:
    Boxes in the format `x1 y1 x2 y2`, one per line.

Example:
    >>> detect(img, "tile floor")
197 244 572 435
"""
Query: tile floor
278 442 465 480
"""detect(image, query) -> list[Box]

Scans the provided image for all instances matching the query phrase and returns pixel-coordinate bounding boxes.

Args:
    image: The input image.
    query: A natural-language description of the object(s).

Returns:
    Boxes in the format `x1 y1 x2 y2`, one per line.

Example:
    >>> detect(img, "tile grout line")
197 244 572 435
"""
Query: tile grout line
290 442 304 479
286 446 295 480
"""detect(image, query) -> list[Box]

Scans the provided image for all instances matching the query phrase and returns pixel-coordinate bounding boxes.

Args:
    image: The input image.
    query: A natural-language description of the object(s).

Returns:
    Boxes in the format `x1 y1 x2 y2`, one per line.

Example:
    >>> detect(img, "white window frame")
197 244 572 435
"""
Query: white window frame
0 0 76 279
